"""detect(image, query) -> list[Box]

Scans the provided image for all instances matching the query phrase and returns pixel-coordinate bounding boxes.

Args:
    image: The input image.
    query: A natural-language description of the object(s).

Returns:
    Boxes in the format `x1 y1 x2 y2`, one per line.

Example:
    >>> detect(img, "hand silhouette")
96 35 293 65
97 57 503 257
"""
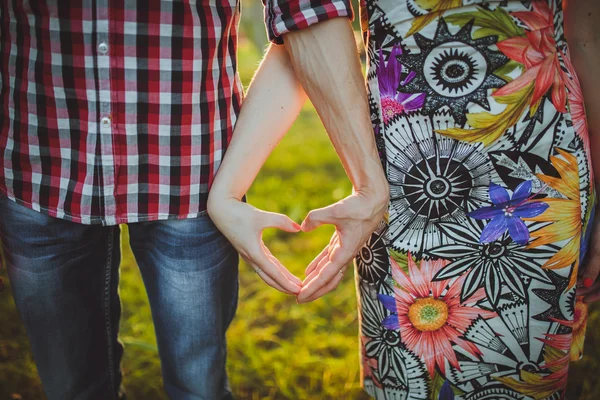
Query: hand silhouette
296 190 388 303
208 198 303 295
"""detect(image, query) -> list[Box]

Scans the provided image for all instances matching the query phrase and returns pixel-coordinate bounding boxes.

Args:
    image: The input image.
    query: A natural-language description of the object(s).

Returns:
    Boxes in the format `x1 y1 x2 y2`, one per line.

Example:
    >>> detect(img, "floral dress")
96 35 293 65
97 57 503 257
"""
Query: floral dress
354 0 595 398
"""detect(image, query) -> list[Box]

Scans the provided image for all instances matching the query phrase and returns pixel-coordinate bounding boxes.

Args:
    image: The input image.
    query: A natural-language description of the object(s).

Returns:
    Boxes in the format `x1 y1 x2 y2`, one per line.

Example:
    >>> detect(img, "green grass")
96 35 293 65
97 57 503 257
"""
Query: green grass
1 34 599 400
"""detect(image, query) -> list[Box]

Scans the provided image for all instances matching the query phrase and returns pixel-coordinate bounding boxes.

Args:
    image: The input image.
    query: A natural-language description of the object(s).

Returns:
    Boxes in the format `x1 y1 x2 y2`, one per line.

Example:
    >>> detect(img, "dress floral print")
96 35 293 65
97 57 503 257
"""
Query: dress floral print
354 0 595 399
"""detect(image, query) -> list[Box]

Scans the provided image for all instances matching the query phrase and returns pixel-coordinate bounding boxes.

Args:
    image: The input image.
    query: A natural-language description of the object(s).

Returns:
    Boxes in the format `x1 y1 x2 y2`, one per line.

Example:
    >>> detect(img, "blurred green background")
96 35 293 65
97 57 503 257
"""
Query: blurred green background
1 2 600 399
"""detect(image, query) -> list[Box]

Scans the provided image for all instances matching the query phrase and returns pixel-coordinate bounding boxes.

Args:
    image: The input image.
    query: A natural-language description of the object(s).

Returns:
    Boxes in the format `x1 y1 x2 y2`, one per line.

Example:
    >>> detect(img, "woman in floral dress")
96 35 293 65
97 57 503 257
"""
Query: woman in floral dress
208 0 599 398
352 0 597 398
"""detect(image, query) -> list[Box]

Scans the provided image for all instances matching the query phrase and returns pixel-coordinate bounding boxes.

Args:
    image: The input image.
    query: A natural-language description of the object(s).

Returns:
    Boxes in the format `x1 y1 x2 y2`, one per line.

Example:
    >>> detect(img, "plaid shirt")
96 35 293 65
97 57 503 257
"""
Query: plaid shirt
263 0 353 44
0 0 351 226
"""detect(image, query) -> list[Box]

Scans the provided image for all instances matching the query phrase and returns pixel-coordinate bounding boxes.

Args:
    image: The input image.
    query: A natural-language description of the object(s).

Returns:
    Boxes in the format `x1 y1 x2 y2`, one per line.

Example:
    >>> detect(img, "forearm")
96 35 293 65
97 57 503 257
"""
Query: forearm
208 44 307 203
565 0 600 191
282 18 387 195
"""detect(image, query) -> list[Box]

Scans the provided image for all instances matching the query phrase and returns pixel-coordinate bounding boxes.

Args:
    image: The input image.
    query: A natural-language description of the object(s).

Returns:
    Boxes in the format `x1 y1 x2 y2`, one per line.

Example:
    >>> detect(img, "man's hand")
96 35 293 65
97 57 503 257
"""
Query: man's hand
208 198 303 295
296 186 388 303
577 212 600 302
279 18 390 303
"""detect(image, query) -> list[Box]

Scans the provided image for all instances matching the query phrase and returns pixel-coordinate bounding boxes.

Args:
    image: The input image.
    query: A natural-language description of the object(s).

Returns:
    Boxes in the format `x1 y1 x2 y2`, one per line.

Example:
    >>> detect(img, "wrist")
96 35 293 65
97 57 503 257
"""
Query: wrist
207 190 241 215
351 162 388 197
354 174 389 212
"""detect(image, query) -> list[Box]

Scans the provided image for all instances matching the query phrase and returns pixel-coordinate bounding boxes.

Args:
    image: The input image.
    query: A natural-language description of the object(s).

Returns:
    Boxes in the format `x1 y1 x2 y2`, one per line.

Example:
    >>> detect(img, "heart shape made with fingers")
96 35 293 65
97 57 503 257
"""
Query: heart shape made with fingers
209 192 386 303
252 193 386 303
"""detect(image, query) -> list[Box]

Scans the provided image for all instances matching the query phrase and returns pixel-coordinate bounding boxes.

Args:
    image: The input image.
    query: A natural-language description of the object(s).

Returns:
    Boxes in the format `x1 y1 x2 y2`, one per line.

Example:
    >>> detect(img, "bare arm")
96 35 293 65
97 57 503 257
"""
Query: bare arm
209 45 307 202
208 44 308 295
282 18 389 302
564 0 600 301
283 18 387 195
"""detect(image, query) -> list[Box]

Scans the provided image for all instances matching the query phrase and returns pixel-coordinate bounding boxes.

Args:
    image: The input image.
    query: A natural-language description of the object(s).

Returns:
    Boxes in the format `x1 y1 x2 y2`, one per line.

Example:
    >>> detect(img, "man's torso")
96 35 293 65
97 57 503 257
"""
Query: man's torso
0 0 243 225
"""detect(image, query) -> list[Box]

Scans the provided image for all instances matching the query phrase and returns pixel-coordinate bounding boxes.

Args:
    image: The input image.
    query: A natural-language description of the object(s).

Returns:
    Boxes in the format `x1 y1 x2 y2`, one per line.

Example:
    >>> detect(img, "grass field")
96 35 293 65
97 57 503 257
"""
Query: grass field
1 32 600 400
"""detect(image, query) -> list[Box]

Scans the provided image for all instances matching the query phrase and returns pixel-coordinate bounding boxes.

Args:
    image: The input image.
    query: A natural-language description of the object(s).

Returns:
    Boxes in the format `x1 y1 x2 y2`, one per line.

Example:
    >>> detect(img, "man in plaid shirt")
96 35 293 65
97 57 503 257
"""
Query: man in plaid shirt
0 0 389 399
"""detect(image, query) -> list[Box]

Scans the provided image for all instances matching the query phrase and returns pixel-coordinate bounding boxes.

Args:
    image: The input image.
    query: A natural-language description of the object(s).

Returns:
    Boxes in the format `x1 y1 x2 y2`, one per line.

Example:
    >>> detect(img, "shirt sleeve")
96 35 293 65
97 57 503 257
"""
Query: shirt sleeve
263 0 354 44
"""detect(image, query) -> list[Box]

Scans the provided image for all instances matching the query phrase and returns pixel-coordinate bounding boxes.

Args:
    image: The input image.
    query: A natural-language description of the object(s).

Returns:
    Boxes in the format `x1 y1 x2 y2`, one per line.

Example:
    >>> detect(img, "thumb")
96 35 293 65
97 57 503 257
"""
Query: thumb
261 212 302 233
301 204 339 232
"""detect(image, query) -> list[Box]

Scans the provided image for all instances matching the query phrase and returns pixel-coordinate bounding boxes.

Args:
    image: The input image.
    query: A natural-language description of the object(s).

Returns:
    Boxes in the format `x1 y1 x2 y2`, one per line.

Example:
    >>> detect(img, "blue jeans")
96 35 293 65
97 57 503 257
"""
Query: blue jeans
0 196 239 400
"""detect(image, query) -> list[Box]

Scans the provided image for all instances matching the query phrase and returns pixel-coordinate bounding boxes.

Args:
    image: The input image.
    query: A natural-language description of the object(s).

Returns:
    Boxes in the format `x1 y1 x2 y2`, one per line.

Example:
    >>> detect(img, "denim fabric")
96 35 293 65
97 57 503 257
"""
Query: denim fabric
0 197 239 400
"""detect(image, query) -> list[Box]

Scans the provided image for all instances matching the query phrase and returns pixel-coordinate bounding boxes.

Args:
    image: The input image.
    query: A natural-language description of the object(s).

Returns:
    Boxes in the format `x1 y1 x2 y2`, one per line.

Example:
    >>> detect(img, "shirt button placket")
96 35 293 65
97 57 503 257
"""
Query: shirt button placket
96 0 117 224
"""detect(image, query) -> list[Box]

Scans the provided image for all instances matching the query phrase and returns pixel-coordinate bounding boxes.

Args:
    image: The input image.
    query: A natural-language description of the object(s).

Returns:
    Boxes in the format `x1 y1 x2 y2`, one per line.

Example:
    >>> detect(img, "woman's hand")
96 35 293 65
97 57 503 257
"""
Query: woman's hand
577 210 600 302
202 44 308 295
207 197 303 295
296 182 389 303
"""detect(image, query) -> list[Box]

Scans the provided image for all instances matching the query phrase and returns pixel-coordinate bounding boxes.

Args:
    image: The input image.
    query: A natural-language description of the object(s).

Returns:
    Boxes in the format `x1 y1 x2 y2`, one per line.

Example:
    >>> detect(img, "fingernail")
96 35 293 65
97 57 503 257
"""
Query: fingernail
584 277 593 288
293 222 302 230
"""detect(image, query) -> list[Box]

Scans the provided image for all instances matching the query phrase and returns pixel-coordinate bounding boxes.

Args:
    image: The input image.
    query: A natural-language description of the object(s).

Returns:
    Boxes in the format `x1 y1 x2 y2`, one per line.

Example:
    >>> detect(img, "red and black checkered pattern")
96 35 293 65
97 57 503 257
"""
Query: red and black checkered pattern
0 0 351 226
0 0 244 225
263 0 353 44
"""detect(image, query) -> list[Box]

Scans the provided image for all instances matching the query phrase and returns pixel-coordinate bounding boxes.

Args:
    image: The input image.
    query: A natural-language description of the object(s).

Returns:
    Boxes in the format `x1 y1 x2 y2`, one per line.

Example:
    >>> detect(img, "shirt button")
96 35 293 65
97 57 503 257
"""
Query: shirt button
101 116 111 127
98 42 109 55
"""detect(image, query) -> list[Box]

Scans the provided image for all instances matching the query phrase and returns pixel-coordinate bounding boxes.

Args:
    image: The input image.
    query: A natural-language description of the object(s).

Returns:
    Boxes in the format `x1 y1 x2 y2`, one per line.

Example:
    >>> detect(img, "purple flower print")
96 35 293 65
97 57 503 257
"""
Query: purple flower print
439 380 455 400
468 181 549 245
377 46 425 124
377 294 399 330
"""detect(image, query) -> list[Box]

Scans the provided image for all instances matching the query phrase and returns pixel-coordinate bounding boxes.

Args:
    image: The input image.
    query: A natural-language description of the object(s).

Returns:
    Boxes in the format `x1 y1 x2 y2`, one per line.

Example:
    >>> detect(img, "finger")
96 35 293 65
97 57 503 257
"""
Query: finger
249 250 302 294
300 267 347 303
305 234 338 276
252 264 296 295
583 289 600 304
578 218 600 287
268 253 303 286
297 255 352 302
305 246 329 276
262 243 303 286
304 250 332 286
244 258 294 294
261 212 302 233
304 234 340 285
577 279 600 296
302 234 345 287
301 204 340 232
